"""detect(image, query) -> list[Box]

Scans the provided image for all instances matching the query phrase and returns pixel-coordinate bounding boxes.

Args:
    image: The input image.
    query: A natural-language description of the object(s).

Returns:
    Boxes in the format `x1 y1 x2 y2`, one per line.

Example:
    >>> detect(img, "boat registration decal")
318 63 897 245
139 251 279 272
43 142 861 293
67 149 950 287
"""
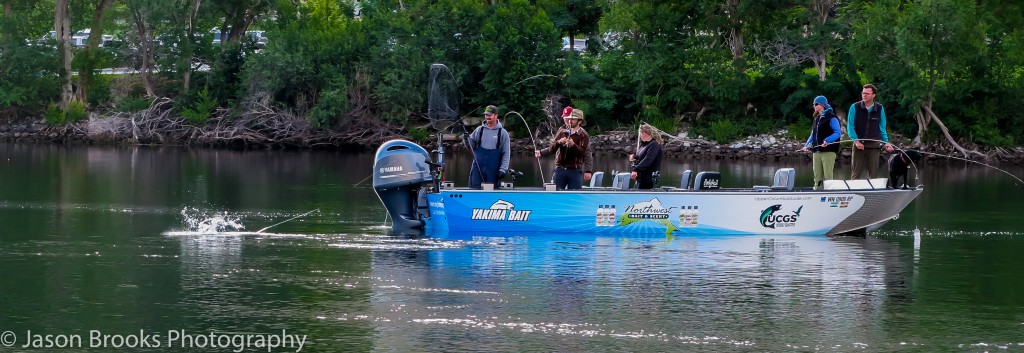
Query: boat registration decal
820 195 854 208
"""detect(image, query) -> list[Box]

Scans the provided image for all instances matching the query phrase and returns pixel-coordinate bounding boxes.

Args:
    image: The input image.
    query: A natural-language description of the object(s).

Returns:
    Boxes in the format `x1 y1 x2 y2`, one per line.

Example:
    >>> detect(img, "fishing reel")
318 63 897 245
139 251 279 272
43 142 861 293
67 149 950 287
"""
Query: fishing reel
505 169 525 183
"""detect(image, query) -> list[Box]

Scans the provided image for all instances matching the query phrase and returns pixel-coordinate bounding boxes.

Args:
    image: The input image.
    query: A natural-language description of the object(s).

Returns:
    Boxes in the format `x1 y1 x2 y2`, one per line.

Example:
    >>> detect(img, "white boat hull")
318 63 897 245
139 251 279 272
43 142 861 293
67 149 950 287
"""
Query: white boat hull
423 187 922 236
371 139 923 237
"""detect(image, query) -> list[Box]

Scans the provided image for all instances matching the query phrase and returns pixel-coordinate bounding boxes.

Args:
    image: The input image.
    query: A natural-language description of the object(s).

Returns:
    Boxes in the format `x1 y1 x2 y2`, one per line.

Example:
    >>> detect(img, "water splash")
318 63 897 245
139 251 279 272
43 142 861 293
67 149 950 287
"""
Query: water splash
180 207 245 234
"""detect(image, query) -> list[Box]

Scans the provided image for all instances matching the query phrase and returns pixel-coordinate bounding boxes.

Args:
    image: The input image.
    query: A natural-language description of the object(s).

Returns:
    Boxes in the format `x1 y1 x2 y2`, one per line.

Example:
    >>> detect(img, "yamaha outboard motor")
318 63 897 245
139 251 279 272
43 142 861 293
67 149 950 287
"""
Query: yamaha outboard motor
373 140 434 229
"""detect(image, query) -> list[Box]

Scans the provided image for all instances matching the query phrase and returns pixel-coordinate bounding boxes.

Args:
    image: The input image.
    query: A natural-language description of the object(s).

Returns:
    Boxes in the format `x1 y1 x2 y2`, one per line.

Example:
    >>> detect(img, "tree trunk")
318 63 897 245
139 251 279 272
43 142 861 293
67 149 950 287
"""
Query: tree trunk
809 0 832 81
726 0 745 65
181 0 202 92
811 52 827 81
77 0 115 104
222 4 255 44
131 7 156 97
921 102 984 158
913 109 926 145
2 1 11 46
55 0 74 109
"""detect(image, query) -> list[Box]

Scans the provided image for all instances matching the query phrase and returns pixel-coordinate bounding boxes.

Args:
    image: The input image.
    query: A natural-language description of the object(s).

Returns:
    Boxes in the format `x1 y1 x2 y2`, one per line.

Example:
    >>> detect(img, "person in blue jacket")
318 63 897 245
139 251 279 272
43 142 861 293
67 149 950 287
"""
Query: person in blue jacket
847 84 894 179
803 96 842 189
465 105 511 189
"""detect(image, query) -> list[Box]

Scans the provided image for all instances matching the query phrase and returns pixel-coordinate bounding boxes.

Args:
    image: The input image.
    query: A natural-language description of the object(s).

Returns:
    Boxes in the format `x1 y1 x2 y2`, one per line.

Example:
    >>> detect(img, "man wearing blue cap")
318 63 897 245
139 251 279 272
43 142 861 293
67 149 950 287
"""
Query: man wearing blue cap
847 84 894 179
803 96 842 189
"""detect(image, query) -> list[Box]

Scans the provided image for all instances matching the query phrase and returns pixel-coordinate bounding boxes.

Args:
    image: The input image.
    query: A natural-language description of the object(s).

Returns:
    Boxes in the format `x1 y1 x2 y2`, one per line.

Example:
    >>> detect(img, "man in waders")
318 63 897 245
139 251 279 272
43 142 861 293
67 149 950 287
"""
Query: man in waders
465 105 511 189
847 84 894 179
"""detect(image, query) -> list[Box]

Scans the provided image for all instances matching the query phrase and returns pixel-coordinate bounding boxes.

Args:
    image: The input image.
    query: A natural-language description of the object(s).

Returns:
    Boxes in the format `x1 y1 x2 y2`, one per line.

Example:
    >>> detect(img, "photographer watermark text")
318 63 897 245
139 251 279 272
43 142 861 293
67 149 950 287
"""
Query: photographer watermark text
1 329 306 352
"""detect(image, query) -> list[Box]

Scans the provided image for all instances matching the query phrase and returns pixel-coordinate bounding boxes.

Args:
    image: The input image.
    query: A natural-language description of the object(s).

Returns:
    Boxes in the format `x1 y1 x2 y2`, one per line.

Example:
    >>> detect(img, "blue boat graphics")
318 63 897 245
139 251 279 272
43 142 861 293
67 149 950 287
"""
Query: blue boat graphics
372 139 923 236
471 200 532 221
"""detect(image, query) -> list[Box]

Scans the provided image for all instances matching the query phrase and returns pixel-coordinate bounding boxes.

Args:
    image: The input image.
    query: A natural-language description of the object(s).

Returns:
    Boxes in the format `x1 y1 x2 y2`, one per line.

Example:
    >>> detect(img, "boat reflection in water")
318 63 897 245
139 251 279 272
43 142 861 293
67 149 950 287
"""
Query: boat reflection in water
368 230 913 351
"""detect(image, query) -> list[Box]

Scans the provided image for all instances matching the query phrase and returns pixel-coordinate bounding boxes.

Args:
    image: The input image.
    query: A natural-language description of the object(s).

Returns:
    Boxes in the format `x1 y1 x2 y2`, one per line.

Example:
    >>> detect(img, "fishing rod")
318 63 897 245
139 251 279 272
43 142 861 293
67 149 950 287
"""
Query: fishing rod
804 138 1024 185
505 111 546 185
632 122 642 189
799 138 920 183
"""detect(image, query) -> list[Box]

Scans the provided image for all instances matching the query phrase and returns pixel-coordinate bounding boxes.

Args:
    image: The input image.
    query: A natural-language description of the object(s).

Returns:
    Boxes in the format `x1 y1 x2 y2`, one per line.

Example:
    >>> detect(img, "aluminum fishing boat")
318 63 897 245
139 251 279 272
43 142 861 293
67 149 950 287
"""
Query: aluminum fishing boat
373 139 923 236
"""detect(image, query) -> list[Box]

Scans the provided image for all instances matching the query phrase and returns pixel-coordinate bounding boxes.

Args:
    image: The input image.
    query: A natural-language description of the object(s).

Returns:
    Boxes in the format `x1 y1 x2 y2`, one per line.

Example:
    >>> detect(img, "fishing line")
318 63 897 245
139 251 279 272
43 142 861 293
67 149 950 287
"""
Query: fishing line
462 121 487 187
257 209 319 233
812 138 1023 186
506 111 546 185
513 74 561 86
353 174 372 187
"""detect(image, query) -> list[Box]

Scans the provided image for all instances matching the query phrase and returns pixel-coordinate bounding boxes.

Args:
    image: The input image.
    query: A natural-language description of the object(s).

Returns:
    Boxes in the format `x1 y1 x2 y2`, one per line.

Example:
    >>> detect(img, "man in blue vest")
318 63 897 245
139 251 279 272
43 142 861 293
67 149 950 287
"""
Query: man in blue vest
847 84 894 179
465 105 511 189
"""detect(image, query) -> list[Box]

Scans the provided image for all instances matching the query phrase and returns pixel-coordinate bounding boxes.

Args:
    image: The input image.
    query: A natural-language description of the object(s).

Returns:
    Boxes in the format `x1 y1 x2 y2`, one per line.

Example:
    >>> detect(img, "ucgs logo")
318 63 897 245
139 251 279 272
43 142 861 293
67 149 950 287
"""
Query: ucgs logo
759 204 803 229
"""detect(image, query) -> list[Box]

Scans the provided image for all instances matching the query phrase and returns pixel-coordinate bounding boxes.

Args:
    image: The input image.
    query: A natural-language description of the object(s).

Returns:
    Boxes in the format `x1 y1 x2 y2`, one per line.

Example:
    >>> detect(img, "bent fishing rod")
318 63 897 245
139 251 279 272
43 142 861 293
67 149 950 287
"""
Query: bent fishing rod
505 111 546 185
806 138 1023 185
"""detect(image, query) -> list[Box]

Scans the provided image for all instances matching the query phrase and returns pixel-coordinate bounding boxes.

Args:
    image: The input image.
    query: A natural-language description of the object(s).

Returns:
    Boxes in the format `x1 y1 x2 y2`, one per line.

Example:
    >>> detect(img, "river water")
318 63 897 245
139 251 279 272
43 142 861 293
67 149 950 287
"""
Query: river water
1 142 1023 352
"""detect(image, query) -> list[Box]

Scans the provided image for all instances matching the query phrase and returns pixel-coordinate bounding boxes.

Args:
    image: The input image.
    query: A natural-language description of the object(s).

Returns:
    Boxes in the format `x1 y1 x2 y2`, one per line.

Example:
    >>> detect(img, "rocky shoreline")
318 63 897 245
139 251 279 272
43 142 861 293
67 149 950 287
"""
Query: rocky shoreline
4 120 1024 164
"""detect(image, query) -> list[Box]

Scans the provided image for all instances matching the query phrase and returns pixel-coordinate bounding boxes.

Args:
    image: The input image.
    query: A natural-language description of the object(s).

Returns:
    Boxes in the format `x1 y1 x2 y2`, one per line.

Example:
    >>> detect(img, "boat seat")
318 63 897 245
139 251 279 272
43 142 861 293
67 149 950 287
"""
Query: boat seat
867 178 889 189
680 170 693 189
824 179 879 190
587 171 605 188
753 168 795 191
693 171 721 190
822 180 848 190
611 173 631 190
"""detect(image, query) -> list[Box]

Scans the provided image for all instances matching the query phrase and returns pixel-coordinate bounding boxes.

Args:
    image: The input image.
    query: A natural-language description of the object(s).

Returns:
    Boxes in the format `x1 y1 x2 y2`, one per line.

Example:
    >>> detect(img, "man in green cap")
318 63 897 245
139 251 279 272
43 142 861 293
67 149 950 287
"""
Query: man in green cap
465 105 511 189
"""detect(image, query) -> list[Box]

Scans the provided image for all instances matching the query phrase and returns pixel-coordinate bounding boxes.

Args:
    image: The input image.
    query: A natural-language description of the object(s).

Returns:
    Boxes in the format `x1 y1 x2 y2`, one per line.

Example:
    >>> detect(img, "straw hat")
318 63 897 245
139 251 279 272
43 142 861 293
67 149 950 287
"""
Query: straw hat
566 108 586 126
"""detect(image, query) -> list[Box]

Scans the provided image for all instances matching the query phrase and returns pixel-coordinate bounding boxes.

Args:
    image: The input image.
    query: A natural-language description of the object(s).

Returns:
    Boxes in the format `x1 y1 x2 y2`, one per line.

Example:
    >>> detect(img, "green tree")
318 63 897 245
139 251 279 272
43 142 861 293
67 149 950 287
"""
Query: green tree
245 0 364 128
359 0 430 123
1 0 59 118
849 0 986 156
541 0 601 52
476 0 562 119
73 0 115 105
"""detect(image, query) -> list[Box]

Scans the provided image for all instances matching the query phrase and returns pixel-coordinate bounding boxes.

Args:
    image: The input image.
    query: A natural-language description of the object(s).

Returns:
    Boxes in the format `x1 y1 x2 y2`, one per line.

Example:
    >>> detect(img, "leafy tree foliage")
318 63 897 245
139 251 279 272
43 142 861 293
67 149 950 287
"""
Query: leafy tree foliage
2 0 1024 149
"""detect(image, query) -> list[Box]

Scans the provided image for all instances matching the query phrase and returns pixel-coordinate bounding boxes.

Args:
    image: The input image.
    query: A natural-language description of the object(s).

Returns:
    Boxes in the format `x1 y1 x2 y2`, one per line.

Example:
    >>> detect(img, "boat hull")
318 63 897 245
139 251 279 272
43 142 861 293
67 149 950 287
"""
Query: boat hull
423 188 922 236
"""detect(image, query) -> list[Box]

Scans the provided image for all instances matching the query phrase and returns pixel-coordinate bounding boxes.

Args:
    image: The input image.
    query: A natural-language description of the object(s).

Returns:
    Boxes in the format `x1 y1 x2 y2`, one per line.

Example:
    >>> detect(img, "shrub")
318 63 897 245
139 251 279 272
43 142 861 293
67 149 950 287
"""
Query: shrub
707 118 740 143
65 98 87 123
646 115 679 135
117 96 151 113
407 127 430 143
44 99 88 125
44 103 65 125
179 87 218 124
784 122 811 143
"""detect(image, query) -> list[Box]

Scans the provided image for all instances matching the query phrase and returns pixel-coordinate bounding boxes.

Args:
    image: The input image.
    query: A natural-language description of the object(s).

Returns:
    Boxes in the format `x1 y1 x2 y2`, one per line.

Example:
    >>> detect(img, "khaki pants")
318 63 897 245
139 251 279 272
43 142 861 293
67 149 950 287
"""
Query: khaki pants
851 141 881 179
812 151 836 189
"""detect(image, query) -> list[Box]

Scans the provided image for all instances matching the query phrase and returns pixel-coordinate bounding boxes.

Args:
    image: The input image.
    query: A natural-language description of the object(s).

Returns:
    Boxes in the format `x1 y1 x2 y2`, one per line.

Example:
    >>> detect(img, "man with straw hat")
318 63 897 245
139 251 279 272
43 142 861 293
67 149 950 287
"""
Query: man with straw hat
535 106 590 190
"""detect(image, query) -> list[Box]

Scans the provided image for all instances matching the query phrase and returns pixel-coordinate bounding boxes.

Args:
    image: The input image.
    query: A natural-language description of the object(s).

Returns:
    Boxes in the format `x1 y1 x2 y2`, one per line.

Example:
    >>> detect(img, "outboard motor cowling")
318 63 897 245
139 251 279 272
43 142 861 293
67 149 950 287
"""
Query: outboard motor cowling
373 140 434 229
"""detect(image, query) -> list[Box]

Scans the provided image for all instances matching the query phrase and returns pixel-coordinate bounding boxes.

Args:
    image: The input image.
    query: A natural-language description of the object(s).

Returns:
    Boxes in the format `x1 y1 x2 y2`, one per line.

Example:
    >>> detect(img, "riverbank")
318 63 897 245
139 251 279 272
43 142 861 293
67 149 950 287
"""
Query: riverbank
3 119 1023 164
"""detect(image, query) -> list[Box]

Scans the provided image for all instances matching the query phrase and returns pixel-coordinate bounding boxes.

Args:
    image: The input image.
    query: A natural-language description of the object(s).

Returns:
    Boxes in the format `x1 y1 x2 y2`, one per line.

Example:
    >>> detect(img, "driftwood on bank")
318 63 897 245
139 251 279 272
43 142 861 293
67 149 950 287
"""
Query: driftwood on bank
68 93 404 148
2 100 1023 165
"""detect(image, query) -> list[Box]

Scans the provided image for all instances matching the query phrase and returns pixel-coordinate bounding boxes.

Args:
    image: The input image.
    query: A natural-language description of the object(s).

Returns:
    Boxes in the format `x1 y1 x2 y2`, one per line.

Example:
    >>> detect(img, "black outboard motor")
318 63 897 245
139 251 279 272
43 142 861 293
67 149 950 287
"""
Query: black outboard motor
372 140 434 229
